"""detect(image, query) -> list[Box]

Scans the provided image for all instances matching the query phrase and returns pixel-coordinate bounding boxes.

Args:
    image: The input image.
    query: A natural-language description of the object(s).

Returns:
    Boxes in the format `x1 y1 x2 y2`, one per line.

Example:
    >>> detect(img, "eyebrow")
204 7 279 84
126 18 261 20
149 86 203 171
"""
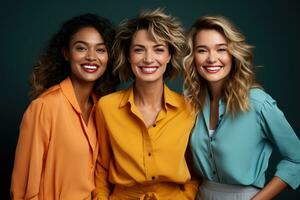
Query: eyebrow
73 41 106 46
195 43 228 48
131 44 167 48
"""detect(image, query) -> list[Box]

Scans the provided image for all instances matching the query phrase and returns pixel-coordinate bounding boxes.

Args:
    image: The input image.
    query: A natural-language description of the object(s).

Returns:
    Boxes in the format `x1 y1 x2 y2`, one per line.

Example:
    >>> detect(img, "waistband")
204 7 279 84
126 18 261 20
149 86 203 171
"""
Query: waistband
112 182 185 200
201 180 259 193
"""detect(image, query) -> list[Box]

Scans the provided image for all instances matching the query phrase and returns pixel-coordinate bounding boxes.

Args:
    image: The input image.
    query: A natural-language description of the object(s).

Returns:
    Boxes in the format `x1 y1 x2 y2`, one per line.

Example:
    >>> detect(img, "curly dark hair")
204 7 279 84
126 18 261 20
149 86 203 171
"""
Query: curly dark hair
29 13 119 99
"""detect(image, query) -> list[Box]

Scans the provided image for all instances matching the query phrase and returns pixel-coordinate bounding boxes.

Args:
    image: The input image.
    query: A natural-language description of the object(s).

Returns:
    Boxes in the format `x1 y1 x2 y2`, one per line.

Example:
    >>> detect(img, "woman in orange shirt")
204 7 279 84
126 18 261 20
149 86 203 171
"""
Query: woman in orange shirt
11 14 118 200
93 9 197 200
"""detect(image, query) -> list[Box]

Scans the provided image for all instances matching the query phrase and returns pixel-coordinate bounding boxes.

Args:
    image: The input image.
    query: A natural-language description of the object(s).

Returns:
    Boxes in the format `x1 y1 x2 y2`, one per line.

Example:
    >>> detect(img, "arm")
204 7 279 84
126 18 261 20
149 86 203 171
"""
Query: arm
251 176 287 200
256 95 300 197
11 99 50 200
182 143 200 199
92 103 112 200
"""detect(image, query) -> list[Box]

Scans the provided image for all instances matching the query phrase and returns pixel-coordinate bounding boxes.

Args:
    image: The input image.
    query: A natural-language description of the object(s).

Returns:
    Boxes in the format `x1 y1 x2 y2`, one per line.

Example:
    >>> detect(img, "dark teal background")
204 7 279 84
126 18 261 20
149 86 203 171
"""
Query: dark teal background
1 0 299 199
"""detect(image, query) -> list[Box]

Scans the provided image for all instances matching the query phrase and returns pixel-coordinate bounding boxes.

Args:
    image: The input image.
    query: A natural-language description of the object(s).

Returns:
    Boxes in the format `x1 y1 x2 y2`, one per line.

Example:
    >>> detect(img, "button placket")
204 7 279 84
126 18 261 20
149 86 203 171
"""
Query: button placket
208 135 219 181
144 128 156 181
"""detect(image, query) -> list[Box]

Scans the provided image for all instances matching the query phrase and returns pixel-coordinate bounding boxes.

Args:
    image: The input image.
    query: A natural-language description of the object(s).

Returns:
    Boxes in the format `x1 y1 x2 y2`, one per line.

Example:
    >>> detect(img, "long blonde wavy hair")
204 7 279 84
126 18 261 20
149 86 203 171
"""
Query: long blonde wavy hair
112 8 186 82
183 16 260 115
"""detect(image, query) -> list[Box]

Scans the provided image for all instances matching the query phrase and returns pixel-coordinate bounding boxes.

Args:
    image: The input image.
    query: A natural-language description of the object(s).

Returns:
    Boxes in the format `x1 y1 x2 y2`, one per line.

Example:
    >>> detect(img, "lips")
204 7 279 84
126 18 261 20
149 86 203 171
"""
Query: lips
139 66 159 74
80 63 99 73
202 65 223 74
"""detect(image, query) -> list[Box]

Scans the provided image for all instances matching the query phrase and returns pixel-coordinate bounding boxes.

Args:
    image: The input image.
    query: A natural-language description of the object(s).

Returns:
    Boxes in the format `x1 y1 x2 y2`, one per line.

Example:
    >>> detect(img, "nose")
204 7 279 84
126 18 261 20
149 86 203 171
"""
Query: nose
85 49 97 61
143 51 154 63
207 51 217 63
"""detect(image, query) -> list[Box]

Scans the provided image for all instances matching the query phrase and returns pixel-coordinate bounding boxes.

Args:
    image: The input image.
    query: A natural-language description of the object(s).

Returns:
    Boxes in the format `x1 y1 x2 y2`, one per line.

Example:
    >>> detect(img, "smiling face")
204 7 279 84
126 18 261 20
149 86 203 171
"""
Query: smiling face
128 29 171 84
64 27 108 85
194 29 232 87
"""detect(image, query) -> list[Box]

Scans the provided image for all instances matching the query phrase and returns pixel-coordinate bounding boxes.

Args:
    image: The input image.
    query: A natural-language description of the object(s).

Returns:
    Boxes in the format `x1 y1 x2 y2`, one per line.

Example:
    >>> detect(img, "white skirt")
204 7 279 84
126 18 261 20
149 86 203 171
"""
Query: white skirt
197 180 260 200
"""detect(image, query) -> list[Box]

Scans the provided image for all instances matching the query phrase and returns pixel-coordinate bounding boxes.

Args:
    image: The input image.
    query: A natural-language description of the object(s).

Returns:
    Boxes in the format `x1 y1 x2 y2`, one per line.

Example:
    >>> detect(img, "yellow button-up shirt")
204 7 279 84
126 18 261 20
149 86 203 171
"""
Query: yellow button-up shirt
93 85 197 199
11 77 98 200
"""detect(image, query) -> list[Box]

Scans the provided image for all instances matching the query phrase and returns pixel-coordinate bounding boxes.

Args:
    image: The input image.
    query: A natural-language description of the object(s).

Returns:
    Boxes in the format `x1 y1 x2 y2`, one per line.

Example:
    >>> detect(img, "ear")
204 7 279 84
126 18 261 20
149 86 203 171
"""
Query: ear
167 54 171 63
62 48 69 61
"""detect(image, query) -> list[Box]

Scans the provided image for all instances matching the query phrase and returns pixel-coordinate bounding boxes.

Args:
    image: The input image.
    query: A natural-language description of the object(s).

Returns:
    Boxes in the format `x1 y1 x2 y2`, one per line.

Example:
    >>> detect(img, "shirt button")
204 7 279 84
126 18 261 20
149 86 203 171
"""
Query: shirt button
152 124 156 127
213 171 216 175
148 152 152 156
209 154 213 158
152 176 155 180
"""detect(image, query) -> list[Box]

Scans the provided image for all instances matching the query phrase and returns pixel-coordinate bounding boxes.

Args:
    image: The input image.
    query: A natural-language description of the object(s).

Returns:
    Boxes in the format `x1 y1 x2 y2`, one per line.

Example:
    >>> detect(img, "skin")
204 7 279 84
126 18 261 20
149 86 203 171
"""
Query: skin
194 29 287 199
128 29 171 127
63 27 108 124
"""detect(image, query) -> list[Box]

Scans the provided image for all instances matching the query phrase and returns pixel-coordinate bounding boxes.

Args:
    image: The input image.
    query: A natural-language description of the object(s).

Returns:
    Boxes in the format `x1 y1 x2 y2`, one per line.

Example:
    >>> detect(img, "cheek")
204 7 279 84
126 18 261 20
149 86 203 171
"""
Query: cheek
221 54 232 65
221 56 233 75
69 52 83 64
194 54 206 68
157 56 169 66
196 65 204 77
128 53 140 66
100 53 109 64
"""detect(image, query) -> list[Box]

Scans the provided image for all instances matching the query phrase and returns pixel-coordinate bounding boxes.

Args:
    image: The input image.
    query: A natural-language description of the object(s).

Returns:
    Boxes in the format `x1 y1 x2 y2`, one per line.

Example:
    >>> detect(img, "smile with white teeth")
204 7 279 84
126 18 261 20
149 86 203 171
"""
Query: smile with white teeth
203 66 223 73
82 65 97 69
139 66 158 74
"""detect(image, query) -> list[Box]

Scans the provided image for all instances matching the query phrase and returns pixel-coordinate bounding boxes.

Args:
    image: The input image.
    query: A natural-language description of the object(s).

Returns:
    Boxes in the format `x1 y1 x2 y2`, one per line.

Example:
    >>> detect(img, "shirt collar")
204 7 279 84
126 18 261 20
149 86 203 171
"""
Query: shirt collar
163 84 180 108
119 84 180 109
202 94 226 131
60 77 97 114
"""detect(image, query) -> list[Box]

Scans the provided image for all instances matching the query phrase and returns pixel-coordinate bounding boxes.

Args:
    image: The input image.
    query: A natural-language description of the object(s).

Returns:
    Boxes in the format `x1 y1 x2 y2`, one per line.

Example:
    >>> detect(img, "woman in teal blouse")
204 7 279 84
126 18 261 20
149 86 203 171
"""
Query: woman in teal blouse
183 15 300 200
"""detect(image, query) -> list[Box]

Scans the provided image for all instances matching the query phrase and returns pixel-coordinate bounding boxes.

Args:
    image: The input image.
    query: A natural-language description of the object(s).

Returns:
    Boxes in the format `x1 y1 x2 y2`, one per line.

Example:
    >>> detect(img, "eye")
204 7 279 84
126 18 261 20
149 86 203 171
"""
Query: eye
155 48 165 53
75 46 87 52
97 47 107 53
217 48 227 52
133 48 144 53
196 48 207 53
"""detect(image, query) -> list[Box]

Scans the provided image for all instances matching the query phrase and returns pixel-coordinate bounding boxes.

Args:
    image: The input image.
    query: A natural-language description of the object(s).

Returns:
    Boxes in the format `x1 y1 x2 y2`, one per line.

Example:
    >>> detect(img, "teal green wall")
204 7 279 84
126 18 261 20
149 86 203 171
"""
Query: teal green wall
1 0 299 198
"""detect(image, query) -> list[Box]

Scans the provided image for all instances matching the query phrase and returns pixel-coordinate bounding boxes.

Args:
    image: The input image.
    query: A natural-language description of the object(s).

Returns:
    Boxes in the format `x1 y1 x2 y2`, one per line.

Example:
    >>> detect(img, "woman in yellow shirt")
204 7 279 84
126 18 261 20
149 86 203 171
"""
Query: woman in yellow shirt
93 9 197 200
11 14 118 200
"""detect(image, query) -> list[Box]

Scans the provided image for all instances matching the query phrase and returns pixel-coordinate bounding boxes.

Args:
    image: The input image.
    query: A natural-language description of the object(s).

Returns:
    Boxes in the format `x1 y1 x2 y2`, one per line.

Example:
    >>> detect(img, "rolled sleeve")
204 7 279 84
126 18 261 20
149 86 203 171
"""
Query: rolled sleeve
259 95 300 189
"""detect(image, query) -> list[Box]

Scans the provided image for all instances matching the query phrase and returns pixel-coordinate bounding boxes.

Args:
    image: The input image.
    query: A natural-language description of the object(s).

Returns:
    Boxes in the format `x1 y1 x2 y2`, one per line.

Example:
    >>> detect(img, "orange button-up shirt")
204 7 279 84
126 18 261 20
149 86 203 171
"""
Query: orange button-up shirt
11 77 98 200
93 85 197 199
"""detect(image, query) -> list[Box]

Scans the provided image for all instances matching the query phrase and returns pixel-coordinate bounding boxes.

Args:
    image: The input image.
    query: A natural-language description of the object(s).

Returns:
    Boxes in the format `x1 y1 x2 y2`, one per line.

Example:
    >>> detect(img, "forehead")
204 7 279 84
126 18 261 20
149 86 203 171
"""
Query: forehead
195 29 227 45
131 29 167 46
70 27 104 44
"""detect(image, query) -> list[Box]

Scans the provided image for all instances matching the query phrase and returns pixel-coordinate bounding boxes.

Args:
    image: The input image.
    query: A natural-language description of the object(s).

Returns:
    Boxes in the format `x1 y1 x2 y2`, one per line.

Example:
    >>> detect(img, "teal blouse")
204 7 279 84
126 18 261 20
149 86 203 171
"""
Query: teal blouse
190 88 300 189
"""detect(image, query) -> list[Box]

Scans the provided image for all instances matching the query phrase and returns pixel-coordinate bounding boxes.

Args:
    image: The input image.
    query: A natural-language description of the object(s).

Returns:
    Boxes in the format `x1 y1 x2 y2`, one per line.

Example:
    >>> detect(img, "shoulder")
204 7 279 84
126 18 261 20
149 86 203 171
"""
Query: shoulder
98 89 126 107
29 84 63 109
169 89 184 101
38 84 62 102
249 88 276 111
249 88 275 104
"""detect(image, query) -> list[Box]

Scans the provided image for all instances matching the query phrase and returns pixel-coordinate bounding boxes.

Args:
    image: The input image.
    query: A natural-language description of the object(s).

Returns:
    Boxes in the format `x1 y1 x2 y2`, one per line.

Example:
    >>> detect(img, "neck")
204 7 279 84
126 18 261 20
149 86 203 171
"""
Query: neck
208 80 224 102
70 77 94 109
133 79 164 108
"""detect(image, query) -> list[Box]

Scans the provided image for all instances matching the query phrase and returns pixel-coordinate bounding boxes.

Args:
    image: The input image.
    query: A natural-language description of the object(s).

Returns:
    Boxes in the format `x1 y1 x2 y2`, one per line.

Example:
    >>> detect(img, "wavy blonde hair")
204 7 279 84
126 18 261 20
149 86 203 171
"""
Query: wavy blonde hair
183 16 260 115
112 8 186 82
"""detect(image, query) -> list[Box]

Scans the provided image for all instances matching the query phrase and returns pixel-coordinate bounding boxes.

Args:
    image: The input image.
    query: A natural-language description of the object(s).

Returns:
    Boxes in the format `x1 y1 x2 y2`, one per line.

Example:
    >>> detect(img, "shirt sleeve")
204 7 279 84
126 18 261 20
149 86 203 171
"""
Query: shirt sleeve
259 95 300 189
10 98 50 200
92 102 112 200
182 142 199 199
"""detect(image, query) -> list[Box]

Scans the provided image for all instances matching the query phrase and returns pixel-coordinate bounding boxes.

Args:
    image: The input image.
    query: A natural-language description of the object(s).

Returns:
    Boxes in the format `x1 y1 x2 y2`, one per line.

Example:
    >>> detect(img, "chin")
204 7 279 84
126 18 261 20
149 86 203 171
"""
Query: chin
136 77 162 83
